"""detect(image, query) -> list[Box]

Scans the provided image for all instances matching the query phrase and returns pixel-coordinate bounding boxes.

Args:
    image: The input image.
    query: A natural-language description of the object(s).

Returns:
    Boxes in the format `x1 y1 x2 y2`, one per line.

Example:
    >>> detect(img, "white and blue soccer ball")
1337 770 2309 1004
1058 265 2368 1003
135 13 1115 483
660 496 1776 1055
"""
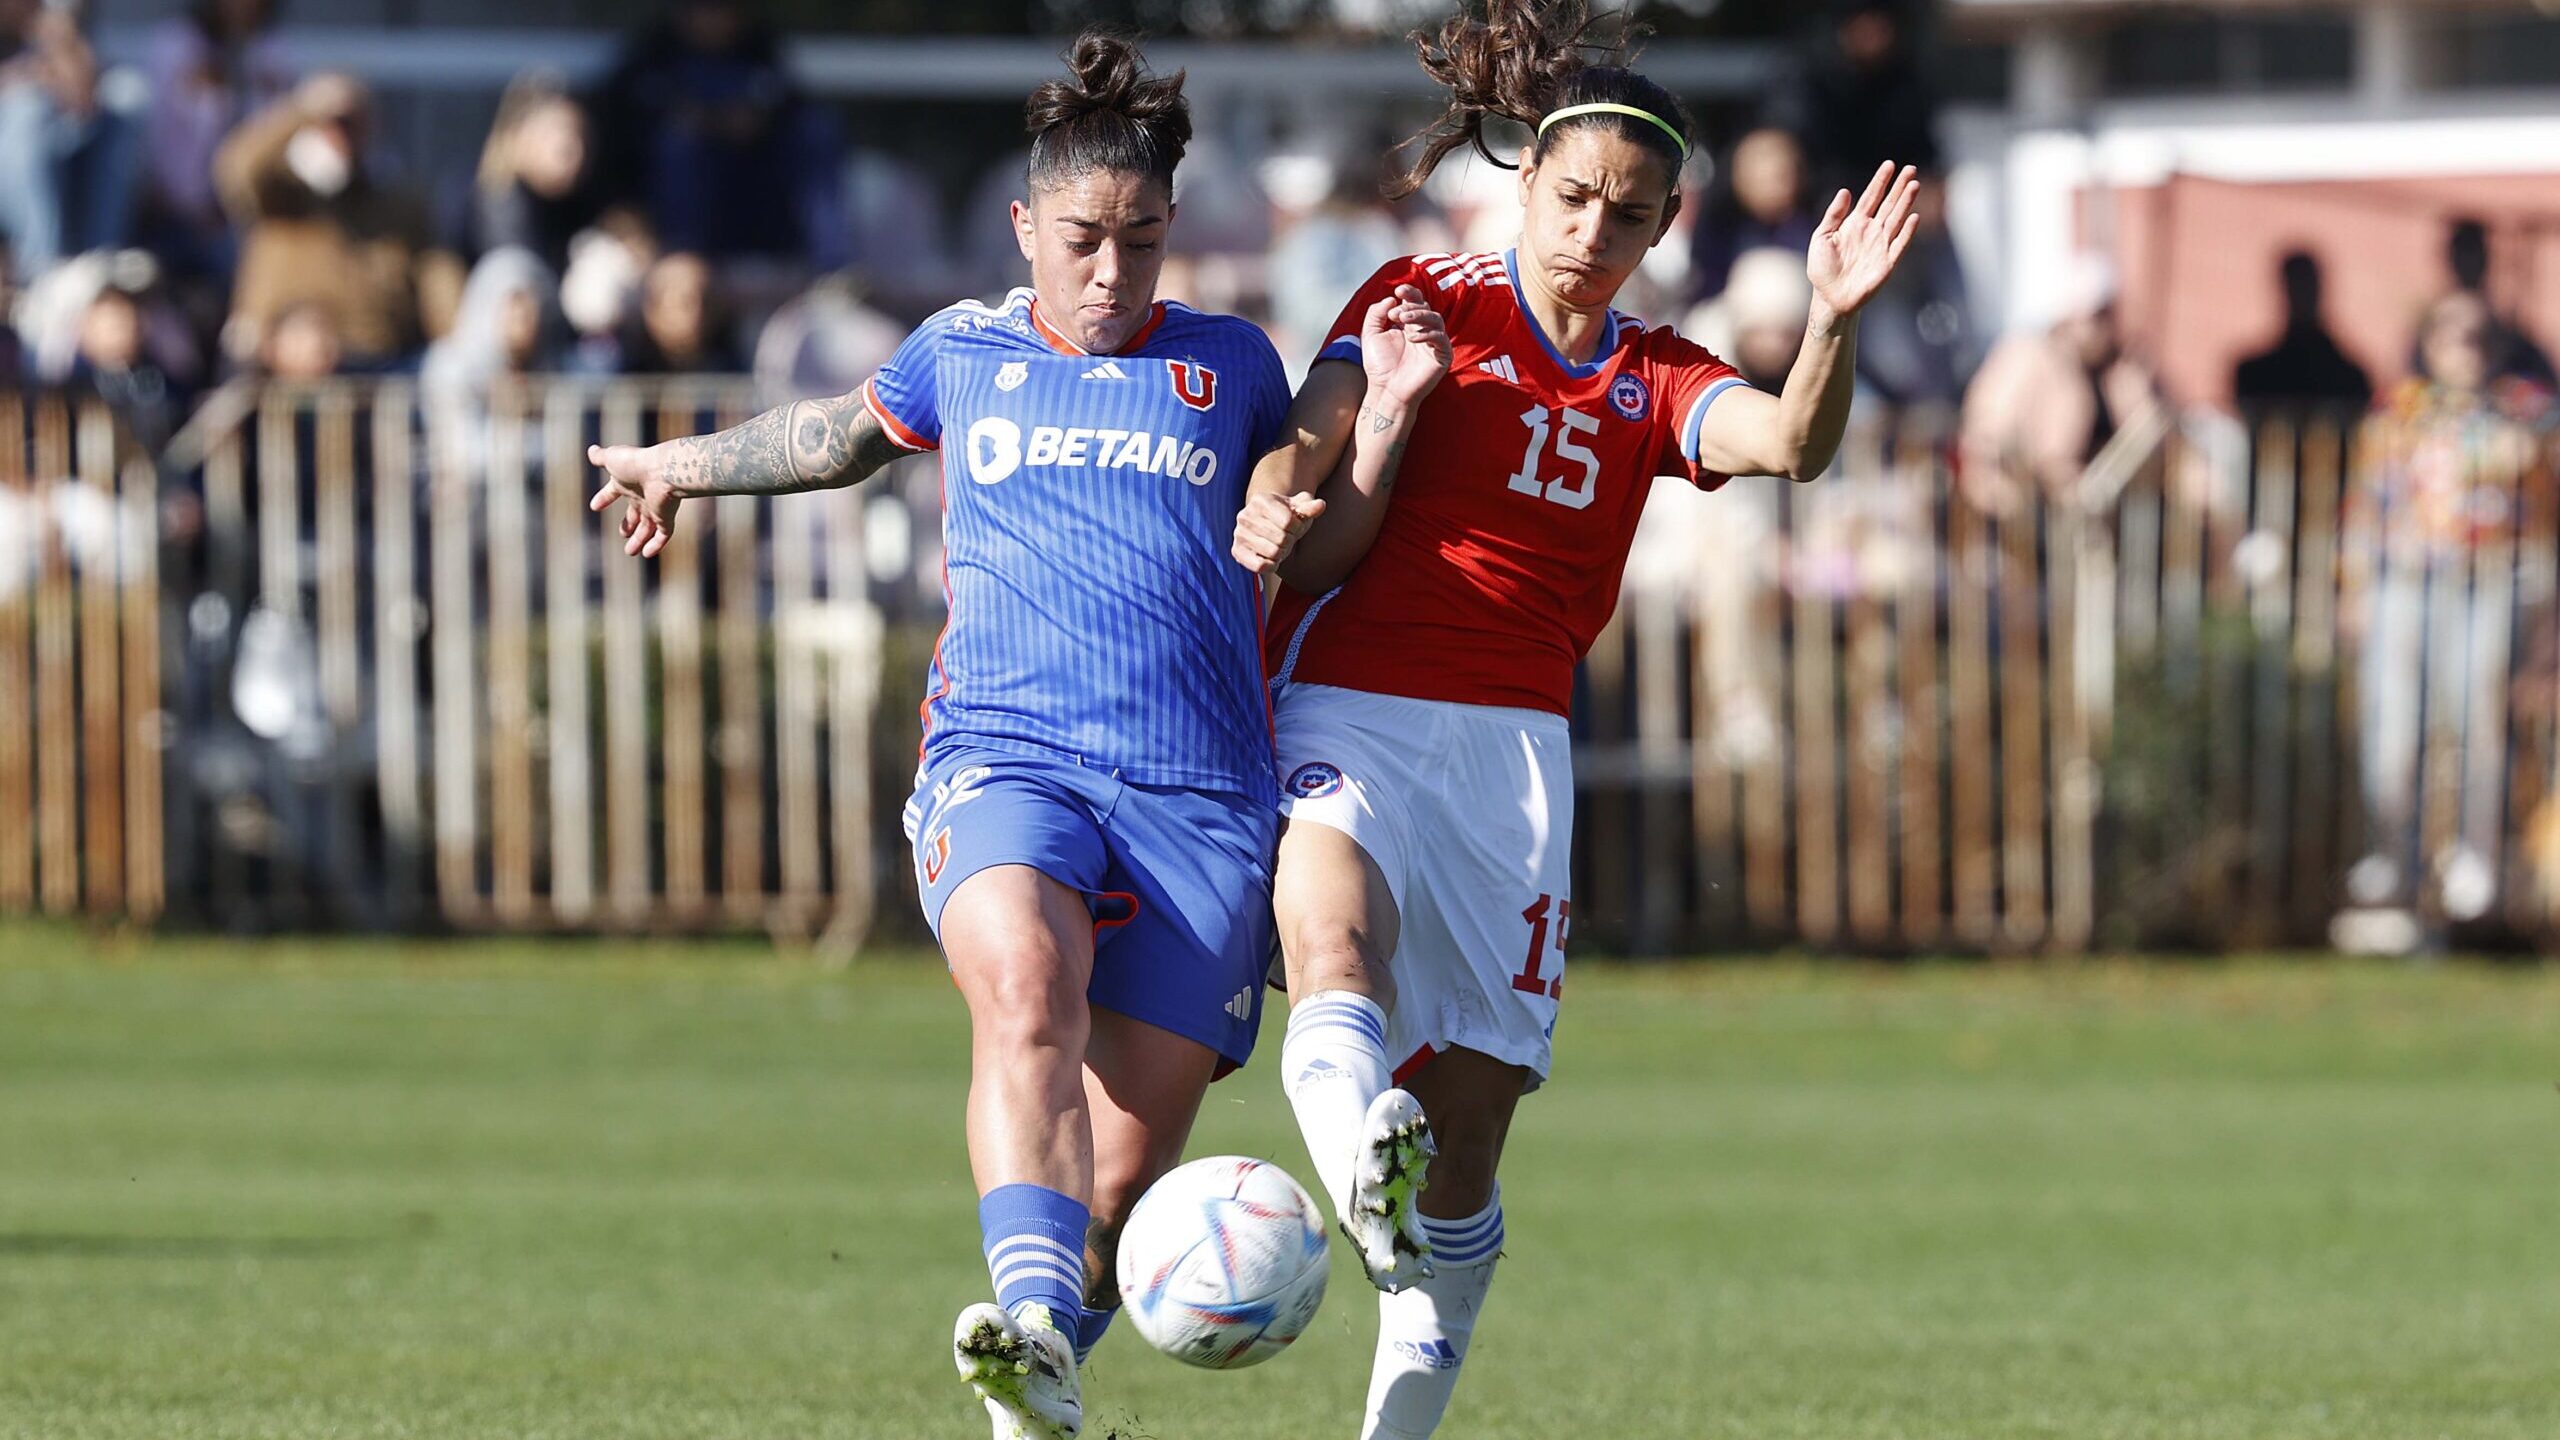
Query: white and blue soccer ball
1114 1154 1330 1370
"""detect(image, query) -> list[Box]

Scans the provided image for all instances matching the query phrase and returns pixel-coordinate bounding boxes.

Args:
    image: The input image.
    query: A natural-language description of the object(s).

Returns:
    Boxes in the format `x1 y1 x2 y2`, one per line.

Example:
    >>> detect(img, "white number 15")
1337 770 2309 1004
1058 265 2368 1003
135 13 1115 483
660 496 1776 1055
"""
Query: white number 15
1505 404 1601 511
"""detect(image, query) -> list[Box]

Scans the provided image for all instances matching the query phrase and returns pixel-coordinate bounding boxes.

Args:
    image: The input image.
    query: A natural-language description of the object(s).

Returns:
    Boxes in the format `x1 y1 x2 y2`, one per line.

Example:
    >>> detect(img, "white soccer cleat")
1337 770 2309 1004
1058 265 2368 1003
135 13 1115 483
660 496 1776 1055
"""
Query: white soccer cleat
1344 1087 1437 1293
954 1301 1081 1440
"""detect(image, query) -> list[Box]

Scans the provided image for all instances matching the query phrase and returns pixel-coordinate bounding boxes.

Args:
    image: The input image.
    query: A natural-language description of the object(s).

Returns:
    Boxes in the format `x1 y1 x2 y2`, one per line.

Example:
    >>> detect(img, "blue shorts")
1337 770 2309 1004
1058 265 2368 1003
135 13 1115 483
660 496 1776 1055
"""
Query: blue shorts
903 742 1279 1072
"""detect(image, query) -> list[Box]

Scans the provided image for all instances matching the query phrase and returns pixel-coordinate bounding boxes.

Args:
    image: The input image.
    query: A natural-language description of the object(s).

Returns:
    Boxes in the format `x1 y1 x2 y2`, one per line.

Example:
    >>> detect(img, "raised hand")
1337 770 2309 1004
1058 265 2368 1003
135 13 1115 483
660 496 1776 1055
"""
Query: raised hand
1232 491 1327 575
588 442 682 558
1361 283 1452 407
1806 161 1920 319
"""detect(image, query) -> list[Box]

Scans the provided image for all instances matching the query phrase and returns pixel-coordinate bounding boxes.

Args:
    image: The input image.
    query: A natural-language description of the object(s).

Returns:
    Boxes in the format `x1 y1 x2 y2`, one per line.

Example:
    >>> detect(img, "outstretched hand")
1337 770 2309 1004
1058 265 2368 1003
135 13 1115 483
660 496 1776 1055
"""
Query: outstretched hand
588 443 681 558
1806 161 1921 319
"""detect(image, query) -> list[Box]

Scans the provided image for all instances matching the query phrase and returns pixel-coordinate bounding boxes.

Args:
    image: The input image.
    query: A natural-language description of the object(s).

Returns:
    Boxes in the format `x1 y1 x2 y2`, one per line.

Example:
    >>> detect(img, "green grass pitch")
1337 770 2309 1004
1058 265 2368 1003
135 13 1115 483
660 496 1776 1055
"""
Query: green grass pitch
3 924 2556 1439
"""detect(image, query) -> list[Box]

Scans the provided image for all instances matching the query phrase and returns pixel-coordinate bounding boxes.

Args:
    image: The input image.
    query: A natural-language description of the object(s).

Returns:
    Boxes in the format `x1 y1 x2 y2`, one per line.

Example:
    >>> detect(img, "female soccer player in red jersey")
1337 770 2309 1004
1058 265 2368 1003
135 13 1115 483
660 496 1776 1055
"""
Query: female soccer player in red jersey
1232 3 1918 1435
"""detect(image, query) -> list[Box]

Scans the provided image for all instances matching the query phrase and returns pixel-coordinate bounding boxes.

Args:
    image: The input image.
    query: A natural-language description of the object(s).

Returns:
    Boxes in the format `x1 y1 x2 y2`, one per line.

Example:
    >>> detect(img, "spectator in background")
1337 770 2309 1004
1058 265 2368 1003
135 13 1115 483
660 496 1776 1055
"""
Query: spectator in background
422 246 558 404
588 0 847 273
0 0 145 278
17 246 198 387
1959 255 2162 516
217 72 463 369
622 251 738 374
421 246 559 476
1850 170 1973 410
72 282 185 448
1689 128 1817 305
750 270 903 408
258 297 340 380
1771 0 1939 199
2232 250 2371 416
141 0 294 280
1683 247 1812 394
1266 147 1406 366
2346 290 2558 938
459 71 604 272
2412 218 2556 391
556 225 646 377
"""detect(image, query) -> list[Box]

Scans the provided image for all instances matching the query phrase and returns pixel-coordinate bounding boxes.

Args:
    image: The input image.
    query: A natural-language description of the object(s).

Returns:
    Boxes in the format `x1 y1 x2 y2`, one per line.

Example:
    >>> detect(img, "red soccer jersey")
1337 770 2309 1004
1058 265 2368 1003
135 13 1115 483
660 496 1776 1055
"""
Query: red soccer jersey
1266 251 1751 715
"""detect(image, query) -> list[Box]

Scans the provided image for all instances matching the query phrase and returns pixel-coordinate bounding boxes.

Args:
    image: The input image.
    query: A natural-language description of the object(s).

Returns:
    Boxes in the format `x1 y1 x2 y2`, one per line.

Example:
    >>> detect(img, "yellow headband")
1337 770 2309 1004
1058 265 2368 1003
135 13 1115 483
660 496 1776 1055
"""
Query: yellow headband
1538 101 1690 160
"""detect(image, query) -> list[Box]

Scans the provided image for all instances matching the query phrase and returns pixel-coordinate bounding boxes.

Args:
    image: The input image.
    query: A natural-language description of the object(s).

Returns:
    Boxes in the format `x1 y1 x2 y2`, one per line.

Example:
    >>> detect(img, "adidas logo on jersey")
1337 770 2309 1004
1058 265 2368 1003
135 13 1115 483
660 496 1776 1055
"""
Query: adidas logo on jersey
1477 355 1520 384
1080 360 1130 380
1225 987 1253 1021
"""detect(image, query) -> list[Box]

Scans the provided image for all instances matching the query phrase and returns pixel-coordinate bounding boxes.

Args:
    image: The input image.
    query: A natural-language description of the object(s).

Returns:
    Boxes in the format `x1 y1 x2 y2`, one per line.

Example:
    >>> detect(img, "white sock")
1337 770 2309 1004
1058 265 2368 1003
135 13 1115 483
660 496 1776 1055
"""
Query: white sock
1363 1194 1503 1440
1280 990 1392 1219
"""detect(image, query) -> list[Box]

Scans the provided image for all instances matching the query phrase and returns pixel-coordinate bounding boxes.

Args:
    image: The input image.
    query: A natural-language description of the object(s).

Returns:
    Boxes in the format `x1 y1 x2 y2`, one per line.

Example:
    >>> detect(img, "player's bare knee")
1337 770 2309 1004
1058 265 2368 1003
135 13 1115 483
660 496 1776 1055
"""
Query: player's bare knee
965 953 1088 1057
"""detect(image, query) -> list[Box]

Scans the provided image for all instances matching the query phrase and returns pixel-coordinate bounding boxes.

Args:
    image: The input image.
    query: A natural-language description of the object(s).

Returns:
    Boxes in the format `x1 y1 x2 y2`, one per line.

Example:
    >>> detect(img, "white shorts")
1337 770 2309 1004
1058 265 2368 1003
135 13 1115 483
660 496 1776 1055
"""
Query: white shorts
1272 683 1573 1091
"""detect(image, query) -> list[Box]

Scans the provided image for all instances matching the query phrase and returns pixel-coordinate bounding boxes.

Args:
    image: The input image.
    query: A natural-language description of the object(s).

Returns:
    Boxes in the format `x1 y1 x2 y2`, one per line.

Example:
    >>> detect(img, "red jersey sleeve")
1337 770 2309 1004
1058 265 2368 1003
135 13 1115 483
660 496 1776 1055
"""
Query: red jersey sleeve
1651 329 1753 491
1309 255 1436 371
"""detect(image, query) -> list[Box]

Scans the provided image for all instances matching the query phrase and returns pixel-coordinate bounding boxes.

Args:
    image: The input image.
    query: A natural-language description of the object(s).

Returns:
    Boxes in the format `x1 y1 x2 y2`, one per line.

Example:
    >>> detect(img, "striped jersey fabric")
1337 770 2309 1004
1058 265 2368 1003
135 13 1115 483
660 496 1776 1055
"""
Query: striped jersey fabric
864 289 1292 805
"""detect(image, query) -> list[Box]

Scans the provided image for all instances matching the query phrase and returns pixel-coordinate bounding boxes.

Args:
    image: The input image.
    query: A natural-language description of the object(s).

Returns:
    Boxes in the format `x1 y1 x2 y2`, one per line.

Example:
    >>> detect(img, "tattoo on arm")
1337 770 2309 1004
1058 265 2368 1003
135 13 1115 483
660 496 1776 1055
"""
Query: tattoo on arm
1355 404 1409 490
660 392 906 498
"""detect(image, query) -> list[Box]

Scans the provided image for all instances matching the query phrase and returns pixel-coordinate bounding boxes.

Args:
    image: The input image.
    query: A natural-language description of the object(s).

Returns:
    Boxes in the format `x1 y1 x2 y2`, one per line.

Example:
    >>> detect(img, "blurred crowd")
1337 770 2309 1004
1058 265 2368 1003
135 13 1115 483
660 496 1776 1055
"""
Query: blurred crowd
9 0 2547 488
0 0 861 445
0 0 1987 461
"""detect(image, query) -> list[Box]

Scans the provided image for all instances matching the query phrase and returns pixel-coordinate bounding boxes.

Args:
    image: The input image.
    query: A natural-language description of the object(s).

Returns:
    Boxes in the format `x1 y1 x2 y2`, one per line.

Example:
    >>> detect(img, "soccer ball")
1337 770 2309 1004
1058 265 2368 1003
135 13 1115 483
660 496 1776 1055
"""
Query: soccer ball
1114 1155 1331 1370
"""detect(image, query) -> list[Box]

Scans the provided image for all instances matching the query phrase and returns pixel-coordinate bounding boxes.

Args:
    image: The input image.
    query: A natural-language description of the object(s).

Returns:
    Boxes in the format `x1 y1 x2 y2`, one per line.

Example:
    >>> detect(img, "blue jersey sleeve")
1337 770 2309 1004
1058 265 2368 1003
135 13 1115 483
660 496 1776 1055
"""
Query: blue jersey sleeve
1244 327 1292 456
860 314 948 451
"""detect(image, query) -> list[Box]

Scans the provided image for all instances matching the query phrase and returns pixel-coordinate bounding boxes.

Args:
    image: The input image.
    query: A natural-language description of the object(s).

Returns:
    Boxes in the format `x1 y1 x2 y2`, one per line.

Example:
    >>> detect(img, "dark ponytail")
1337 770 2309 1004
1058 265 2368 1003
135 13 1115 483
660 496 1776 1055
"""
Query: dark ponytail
1390 0 1693 202
1024 31 1192 195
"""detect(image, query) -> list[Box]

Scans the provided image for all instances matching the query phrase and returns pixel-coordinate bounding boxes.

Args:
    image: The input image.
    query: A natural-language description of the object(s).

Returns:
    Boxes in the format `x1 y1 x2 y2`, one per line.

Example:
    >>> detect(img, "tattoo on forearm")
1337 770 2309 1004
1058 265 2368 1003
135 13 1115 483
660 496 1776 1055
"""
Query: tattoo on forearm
660 392 900 498
1352 405 1409 492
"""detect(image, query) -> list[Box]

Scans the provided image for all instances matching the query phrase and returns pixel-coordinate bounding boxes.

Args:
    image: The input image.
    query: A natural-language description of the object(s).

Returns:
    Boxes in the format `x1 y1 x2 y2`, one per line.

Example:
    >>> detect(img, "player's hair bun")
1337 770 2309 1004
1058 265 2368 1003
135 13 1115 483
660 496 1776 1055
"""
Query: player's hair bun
1024 31 1191 192
1391 0 1689 201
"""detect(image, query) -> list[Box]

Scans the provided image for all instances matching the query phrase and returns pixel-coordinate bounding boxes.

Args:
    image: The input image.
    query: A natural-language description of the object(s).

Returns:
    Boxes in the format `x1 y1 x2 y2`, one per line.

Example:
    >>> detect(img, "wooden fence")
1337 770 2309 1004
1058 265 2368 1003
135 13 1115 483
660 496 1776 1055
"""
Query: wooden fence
153 377 890 948
1574 408 2560 954
0 392 163 924
7 378 2554 956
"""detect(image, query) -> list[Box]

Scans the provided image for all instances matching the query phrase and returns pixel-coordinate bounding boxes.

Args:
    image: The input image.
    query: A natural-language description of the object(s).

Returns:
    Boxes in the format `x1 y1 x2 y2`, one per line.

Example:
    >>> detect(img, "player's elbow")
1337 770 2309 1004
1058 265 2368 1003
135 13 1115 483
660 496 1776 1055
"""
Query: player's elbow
1769 436 1840 484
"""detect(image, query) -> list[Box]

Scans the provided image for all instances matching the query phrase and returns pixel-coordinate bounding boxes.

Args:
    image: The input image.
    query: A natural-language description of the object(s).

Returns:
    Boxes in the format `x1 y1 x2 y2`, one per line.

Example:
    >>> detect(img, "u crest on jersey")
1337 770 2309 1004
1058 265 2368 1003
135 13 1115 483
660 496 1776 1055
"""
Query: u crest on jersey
1168 360 1217 412
995 360 1029 393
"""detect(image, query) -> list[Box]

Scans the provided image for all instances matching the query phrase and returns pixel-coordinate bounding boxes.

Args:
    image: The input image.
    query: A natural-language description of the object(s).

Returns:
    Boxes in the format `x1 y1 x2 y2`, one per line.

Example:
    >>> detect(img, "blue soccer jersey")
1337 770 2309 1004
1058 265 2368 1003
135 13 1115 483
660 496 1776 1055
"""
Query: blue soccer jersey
862 290 1291 806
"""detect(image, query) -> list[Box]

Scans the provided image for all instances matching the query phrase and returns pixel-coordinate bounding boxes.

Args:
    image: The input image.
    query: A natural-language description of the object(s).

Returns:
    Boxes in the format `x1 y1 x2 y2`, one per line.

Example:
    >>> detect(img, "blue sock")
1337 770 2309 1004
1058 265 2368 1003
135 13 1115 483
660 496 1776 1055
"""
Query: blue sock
1071 1301 1118 1363
980 1184 1090 1331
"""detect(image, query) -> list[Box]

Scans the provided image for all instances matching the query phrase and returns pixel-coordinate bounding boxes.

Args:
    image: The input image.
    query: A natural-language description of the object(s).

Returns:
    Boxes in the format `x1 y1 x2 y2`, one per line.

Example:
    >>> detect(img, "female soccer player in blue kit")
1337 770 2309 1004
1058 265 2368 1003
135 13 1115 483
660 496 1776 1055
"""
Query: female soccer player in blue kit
589 33 1447 1440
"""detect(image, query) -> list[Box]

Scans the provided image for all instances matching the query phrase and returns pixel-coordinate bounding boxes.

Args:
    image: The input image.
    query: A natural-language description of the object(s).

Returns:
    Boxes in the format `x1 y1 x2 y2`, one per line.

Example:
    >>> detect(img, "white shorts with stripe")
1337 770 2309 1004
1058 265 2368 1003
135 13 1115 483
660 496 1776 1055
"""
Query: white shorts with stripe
1272 682 1573 1092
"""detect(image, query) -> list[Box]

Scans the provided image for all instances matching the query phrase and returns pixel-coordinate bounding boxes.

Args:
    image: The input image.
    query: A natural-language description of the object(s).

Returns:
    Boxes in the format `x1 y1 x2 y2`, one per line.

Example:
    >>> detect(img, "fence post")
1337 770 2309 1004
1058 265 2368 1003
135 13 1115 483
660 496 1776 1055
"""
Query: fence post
0 394 31 910
76 399 125 913
120 449 163 923
543 383 596 925
33 396 78 915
